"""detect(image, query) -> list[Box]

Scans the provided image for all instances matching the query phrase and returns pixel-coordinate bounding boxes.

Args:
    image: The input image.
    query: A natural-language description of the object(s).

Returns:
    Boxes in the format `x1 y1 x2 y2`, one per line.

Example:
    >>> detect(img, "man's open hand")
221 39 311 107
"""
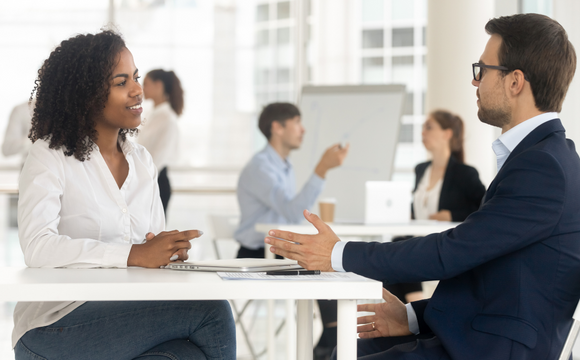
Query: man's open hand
265 210 340 271
357 288 413 338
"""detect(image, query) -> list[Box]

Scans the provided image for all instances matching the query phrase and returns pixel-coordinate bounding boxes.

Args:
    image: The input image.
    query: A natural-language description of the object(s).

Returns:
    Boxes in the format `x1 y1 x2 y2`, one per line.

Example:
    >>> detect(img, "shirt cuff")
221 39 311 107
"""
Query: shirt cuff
331 241 348 272
103 243 133 268
406 303 420 335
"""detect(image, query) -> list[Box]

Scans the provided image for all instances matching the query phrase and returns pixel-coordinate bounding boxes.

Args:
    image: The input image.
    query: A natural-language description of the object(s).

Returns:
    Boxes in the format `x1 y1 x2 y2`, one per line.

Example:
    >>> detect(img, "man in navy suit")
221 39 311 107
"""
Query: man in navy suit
265 13 580 359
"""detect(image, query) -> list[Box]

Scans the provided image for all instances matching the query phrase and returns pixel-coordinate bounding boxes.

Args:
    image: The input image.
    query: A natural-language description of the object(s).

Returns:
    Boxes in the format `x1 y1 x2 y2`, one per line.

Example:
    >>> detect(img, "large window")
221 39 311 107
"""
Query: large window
360 0 428 182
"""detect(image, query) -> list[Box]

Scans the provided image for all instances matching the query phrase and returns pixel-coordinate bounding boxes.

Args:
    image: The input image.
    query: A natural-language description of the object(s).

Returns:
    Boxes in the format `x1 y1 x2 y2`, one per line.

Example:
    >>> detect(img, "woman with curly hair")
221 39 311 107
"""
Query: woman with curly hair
139 69 184 215
12 30 236 360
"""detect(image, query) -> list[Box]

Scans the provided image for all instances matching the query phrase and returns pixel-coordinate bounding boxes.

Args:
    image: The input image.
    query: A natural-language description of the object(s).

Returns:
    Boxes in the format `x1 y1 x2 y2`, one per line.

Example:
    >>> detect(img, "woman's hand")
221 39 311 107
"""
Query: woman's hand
357 288 413 338
127 230 203 268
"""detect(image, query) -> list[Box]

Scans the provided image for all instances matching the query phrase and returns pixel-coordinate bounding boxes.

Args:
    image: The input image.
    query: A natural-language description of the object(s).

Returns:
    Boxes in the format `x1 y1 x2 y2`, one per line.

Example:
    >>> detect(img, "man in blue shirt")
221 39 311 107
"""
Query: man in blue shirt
235 102 349 258
235 102 349 359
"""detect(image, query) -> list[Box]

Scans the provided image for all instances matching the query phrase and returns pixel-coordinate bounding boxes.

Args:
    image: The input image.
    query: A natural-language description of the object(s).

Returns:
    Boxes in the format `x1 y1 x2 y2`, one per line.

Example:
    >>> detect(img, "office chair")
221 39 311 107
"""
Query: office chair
208 214 289 359
559 299 580 360
207 214 258 359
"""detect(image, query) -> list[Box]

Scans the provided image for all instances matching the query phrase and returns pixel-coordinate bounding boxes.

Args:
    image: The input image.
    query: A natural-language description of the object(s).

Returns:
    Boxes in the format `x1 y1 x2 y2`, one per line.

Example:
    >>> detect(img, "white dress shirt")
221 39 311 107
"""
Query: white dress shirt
137 101 180 170
331 112 559 335
412 165 443 220
12 138 165 348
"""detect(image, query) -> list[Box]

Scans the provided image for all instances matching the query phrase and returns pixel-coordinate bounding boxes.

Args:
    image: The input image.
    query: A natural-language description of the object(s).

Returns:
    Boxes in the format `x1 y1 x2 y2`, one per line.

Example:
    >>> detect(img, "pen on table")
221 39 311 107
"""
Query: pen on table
265 270 321 275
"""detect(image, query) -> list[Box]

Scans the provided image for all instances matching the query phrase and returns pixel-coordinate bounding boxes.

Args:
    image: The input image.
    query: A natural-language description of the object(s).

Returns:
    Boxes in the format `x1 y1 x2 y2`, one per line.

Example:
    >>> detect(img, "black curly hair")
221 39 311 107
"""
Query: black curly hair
29 30 137 161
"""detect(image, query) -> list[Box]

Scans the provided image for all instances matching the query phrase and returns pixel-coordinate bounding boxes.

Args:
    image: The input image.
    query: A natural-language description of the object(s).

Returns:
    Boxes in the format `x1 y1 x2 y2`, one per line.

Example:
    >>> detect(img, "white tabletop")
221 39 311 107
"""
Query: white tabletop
0 267 381 360
256 220 459 237
0 267 381 302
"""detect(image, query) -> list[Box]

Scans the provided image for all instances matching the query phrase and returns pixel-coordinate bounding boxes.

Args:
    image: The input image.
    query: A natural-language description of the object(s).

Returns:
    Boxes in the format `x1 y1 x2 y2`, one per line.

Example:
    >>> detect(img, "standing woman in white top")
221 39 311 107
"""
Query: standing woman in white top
385 110 486 304
139 69 182 216
13 30 235 360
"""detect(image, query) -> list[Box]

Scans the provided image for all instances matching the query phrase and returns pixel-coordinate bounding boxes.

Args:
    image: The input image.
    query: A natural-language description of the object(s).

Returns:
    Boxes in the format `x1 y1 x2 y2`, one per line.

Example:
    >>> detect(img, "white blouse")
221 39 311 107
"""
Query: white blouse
137 101 179 170
12 138 165 348
413 165 443 220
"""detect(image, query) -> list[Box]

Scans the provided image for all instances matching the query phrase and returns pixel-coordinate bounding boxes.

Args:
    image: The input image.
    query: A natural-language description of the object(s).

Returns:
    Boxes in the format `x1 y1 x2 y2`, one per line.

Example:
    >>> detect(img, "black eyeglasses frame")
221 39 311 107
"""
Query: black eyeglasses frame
472 63 511 81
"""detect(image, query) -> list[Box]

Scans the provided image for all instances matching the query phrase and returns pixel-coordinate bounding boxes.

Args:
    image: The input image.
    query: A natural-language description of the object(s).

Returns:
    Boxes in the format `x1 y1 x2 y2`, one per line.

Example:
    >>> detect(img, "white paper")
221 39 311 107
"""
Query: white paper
217 272 367 281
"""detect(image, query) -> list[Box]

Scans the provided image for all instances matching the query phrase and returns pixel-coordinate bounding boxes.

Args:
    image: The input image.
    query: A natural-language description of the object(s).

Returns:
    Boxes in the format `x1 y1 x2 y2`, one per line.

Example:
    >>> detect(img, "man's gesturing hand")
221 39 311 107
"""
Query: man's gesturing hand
128 230 202 268
265 209 340 271
357 288 413 338
314 143 350 179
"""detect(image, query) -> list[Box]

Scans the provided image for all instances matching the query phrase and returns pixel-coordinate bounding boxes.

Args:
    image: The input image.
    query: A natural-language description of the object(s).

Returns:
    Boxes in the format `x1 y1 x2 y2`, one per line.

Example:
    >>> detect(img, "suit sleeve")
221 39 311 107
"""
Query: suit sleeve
449 166 486 222
343 149 566 284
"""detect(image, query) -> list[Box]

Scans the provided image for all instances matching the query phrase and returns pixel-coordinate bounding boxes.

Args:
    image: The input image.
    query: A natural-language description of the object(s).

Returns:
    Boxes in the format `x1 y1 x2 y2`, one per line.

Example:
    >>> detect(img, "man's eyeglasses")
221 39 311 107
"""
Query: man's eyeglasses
472 63 510 81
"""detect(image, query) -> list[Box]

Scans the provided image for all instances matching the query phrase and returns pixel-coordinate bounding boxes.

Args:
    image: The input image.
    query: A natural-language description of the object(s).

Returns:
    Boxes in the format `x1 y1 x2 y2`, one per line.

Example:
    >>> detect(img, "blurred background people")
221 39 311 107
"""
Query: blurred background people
139 69 183 216
413 110 486 222
385 109 486 304
2 100 34 165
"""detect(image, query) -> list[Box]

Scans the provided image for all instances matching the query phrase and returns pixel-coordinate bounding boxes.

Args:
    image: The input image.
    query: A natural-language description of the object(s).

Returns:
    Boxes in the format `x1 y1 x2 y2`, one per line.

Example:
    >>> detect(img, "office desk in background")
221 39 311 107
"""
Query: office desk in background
0 267 381 360
256 220 460 239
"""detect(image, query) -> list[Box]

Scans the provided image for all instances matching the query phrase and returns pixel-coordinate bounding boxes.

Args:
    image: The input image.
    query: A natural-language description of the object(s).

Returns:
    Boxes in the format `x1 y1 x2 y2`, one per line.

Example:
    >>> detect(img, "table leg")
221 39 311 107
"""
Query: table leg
267 299 275 360
286 299 296 360
297 299 313 360
337 299 357 360
264 246 276 359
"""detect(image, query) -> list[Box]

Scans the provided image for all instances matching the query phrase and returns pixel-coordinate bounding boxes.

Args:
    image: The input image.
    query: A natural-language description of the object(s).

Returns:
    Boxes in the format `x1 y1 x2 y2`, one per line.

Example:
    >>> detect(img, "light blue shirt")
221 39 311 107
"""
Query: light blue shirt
331 112 559 334
492 112 558 171
235 144 325 249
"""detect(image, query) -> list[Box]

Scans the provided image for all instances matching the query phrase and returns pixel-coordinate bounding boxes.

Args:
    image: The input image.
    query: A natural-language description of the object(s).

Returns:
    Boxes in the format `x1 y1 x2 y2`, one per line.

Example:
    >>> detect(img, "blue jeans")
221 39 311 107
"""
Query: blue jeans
14 300 236 360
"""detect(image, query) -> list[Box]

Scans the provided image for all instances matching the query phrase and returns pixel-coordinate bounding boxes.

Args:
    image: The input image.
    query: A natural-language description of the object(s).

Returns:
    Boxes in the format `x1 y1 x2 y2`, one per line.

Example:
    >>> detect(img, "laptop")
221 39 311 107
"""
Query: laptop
365 181 412 224
167 258 303 272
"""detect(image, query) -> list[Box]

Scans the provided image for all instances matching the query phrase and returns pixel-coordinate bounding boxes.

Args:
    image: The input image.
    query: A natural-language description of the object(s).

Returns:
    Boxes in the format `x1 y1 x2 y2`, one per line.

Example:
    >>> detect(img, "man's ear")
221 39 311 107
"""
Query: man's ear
507 70 526 97
271 120 284 137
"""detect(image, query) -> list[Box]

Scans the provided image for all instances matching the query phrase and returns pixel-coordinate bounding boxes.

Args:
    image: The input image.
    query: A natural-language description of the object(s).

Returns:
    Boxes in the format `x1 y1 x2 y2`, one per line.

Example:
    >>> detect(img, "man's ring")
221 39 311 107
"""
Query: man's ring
371 322 376 330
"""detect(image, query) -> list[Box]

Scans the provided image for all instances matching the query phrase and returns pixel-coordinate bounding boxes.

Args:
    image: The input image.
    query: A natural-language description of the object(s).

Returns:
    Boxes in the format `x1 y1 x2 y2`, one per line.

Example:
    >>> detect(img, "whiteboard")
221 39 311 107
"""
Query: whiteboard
292 85 406 223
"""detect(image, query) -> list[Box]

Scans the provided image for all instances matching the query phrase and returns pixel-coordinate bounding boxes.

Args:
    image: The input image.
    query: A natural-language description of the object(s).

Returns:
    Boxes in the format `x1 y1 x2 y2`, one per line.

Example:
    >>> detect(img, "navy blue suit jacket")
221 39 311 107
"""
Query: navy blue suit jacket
344 119 580 359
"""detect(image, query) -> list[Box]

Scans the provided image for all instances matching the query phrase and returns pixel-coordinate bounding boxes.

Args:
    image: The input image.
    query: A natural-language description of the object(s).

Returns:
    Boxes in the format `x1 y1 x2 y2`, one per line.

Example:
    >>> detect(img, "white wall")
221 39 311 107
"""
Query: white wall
553 0 580 146
426 0 496 186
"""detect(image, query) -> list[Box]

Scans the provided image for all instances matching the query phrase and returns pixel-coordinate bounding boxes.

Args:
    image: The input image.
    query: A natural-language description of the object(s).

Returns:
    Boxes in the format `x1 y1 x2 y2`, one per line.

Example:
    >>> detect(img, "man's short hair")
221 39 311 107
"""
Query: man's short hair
258 102 301 140
485 14 576 112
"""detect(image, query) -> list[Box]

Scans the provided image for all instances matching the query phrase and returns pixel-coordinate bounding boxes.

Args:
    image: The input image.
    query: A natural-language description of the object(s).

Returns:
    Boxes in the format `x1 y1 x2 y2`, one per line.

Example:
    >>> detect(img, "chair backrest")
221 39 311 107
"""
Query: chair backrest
208 214 240 239
207 214 240 259
558 299 580 360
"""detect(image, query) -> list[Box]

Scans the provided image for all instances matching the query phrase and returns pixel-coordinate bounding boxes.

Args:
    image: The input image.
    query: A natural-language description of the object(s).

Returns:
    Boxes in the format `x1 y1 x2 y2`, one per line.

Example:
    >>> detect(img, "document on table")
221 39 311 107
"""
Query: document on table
218 272 367 281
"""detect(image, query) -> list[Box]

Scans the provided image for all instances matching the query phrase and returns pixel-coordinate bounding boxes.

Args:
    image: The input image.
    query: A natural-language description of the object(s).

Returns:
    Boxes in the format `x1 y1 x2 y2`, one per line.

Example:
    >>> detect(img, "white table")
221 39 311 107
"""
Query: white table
256 220 459 238
0 267 381 360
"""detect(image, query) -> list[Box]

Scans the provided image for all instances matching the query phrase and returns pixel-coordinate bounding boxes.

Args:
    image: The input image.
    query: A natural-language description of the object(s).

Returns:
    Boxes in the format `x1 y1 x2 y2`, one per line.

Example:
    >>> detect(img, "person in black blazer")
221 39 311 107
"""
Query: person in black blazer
413 156 484 221
413 114 486 221
388 111 486 303
265 13 580 359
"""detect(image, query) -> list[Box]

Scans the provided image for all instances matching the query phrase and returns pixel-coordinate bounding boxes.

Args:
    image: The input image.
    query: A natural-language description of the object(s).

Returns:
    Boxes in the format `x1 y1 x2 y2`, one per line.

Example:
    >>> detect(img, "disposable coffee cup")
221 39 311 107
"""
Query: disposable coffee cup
319 198 337 223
